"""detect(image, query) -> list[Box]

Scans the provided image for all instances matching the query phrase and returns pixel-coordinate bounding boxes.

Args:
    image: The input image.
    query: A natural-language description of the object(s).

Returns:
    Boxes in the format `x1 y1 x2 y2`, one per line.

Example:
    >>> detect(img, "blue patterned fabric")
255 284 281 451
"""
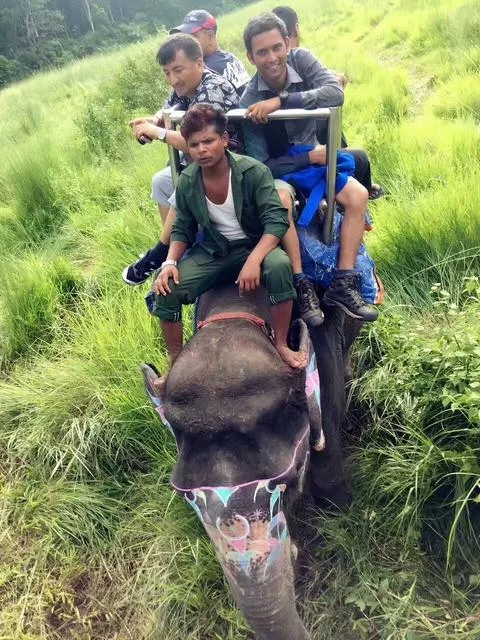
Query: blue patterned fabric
281 144 379 302
298 214 379 303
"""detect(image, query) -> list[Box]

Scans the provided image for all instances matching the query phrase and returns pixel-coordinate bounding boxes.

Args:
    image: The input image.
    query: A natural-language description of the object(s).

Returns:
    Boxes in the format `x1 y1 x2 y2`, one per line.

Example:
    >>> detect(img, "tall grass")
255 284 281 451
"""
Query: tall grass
1 0 480 637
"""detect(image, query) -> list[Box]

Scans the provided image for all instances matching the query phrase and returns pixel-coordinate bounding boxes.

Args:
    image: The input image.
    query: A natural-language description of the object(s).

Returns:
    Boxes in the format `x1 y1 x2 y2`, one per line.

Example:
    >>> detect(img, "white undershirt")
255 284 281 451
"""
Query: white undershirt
205 171 247 241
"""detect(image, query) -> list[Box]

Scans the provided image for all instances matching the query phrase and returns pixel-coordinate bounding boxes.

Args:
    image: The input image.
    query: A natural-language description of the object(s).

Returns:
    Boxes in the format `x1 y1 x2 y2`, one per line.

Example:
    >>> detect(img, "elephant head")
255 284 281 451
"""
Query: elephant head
142 302 318 639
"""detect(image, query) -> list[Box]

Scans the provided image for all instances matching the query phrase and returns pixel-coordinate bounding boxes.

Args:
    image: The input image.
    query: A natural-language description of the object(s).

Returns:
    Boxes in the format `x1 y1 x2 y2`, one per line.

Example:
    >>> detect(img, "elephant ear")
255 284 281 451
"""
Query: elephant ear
140 363 174 434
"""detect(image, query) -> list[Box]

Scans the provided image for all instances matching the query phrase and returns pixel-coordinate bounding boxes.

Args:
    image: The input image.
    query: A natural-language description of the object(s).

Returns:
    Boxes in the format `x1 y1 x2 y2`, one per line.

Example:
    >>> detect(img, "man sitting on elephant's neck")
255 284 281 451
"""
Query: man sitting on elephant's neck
152 103 306 377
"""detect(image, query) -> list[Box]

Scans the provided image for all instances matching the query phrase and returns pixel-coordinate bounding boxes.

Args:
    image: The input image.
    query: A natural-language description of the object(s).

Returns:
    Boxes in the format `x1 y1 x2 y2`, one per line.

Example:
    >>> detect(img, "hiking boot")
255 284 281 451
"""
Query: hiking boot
295 277 324 328
323 272 379 322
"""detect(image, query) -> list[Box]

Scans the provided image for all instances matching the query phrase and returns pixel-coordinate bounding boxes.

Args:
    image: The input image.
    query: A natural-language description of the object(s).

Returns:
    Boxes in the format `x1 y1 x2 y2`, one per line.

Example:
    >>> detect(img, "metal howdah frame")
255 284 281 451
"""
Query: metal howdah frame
163 106 342 245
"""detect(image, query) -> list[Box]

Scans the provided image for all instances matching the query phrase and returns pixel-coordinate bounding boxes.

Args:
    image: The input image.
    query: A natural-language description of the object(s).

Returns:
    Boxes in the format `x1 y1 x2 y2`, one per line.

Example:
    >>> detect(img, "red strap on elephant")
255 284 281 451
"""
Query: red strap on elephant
197 312 266 331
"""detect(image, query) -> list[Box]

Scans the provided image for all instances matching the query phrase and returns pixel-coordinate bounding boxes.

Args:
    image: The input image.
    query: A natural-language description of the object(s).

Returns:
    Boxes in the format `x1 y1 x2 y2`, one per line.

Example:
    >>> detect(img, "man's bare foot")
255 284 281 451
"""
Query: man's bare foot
152 373 168 395
276 344 307 369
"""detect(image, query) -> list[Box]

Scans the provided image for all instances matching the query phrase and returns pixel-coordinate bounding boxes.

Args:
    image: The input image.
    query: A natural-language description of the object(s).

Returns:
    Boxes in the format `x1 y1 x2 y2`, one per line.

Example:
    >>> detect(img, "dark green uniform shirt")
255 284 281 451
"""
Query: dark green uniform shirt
172 151 289 257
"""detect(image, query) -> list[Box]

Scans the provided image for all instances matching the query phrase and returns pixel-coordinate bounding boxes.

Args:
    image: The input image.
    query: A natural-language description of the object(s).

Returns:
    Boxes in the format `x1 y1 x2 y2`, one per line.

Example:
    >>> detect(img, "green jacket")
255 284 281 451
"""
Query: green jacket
171 151 289 257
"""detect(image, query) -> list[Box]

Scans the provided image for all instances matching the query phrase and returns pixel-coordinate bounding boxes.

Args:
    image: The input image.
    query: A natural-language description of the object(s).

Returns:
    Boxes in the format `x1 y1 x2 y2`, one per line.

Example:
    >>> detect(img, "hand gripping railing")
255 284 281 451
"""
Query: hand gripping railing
162 106 342 245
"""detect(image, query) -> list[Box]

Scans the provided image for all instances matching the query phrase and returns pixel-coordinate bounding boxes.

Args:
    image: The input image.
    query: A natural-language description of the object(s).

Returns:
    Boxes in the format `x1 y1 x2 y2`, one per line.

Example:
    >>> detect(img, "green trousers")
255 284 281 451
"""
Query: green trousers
153 243 296 322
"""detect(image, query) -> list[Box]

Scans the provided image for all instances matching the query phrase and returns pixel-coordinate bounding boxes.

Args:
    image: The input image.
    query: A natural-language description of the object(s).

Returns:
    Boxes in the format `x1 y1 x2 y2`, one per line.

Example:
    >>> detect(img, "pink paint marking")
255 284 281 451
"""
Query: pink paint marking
172 425 310 493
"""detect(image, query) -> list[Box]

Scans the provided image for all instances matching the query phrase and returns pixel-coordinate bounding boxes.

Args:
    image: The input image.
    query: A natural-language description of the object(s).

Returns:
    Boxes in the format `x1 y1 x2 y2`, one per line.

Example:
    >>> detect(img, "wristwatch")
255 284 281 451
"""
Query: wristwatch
278 90 289 108
158 127 167 142
161 259 177 269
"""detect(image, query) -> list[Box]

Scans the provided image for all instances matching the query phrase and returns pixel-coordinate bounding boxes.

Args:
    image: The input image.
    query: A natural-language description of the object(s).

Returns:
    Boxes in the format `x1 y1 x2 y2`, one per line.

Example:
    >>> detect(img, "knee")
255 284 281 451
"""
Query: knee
338 179 368 212
277 188 294 213
152 170 173 203
152 170 165 189
263 248 293 278
350 148 369 170
152 290 182 321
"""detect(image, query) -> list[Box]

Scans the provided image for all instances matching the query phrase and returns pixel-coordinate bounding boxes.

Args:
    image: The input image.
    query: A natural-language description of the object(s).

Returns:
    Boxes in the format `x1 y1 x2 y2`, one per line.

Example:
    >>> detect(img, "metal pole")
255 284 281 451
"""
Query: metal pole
162 107 341 241
162 108 181 187
323 106 342 245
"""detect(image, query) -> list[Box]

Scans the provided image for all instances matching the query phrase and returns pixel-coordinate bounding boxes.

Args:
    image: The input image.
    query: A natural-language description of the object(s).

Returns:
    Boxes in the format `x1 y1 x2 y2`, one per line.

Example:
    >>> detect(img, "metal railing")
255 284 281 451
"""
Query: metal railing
162 106 342 245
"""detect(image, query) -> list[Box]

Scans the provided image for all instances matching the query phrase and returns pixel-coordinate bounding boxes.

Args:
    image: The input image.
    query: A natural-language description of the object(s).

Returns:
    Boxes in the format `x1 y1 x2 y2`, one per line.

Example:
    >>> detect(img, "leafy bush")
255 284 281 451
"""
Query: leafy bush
354 278 480 566
78 95 129 160
113 52 168 114
0 55 27 89
78 48 168 159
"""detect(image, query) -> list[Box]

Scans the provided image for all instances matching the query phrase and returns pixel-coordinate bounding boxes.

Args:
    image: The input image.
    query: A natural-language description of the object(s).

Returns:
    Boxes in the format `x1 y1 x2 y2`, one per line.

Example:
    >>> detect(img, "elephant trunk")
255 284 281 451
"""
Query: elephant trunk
224 536 310 640
183 480 311 640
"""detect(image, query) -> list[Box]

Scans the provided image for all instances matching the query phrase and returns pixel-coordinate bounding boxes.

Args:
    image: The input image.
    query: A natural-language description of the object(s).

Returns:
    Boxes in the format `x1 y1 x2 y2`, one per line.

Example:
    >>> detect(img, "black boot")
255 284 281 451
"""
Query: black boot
122 241 169 285
294 277 324 328
323 272 379 322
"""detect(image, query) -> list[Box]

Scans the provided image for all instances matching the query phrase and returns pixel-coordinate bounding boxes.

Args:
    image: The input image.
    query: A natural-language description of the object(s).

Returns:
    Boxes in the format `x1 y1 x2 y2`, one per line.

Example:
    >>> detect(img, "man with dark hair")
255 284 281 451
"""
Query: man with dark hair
271 6 299 45
272 6 347 88
153 103 305 373
122 33 240 285
170 9 250 98
240 12 378 321
271 5 383 200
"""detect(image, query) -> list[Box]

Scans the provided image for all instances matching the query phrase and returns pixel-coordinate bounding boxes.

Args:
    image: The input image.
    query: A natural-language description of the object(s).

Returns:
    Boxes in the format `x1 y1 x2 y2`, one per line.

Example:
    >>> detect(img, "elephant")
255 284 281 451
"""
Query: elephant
142 283 360 640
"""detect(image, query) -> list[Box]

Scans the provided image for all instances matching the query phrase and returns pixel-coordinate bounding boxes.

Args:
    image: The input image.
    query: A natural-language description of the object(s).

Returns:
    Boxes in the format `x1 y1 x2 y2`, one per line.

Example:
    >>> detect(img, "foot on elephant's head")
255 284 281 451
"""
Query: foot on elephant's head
140 363 167 400
276 343 308 369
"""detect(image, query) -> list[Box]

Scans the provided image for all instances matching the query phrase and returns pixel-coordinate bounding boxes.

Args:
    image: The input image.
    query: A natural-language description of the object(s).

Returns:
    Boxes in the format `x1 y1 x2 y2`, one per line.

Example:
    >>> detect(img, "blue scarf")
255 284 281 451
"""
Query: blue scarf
282 145 355 227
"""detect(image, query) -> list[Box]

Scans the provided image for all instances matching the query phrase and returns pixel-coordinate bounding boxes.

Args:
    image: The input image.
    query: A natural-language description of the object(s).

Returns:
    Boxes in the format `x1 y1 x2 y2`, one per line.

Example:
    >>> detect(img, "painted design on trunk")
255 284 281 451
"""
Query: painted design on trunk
183 479 289 579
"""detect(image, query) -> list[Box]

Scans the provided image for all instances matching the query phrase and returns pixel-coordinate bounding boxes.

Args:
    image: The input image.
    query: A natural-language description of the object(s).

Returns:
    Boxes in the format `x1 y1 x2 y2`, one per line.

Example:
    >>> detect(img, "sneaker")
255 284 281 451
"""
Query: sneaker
323 273 379 322
295 277 324 328
122 249 161 285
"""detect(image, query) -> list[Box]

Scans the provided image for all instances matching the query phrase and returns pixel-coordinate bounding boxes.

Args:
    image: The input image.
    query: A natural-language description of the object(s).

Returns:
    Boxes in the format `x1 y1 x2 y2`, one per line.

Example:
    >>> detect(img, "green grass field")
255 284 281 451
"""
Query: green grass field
1 0 480 637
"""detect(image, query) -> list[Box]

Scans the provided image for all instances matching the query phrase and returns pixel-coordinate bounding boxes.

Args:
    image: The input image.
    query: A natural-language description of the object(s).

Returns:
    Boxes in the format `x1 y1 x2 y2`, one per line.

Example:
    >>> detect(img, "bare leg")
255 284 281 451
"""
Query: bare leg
153 320 184 392
160 206 177 245
277 189 302 275
158 203 170 224
335 179 368 270
161 320 183 364
122 203 172 285
271 300 307 369
277 188 324 328
323 178 378 321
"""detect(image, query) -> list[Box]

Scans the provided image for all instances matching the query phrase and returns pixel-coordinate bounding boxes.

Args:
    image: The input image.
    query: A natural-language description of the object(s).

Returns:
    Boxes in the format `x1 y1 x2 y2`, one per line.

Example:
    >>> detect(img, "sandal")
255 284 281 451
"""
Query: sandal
368 184 385 200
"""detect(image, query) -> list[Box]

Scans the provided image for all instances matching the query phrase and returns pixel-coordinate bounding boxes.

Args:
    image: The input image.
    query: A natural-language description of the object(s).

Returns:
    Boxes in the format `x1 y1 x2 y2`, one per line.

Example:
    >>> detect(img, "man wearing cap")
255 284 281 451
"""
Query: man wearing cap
170 10 250 99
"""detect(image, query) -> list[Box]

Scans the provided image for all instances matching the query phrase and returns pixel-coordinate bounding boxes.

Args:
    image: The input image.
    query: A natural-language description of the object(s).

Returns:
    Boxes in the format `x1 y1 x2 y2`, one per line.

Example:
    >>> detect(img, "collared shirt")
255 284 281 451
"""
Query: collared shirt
163 69 239 112
239 48 344 178
172 151 289 257
204 50 250 98
158 69 242 153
